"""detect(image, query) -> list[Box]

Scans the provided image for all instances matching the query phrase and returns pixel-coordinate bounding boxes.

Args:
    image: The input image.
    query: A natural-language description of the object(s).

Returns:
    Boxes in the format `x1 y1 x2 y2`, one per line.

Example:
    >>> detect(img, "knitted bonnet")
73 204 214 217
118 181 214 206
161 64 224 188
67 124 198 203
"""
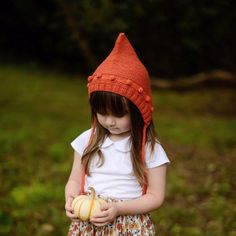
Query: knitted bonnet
81 33 154 194
87 32 154 125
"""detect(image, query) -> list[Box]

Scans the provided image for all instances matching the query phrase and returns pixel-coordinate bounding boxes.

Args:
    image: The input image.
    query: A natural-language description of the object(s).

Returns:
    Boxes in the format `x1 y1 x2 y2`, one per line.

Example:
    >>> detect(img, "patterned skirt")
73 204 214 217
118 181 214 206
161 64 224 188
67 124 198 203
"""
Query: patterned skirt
67 214 156 236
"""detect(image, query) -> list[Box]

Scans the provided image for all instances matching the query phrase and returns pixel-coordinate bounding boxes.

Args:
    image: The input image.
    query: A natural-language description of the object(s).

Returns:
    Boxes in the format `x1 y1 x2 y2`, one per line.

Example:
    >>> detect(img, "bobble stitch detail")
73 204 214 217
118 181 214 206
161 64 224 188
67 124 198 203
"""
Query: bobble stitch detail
138 87 143 93
145 96 151 102
109 75 115 81
125 79 132 85
96 73 102 79
88 76 93 82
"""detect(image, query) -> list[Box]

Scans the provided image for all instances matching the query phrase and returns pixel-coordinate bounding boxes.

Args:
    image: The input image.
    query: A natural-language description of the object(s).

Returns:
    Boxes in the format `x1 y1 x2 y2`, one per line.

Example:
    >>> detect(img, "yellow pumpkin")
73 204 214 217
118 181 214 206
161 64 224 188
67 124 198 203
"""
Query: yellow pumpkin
72 187 106 221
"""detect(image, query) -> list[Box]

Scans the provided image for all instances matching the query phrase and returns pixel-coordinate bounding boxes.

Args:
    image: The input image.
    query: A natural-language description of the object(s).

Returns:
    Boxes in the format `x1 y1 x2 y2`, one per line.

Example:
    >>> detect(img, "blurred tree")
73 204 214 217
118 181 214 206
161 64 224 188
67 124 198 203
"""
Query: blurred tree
55 0 129 70
0 0 235 77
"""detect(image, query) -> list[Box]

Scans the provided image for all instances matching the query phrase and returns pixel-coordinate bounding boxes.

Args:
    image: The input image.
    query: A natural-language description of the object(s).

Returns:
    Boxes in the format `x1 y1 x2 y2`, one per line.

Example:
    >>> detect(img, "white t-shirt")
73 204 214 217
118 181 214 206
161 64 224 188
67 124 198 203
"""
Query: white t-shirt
71 129 170 200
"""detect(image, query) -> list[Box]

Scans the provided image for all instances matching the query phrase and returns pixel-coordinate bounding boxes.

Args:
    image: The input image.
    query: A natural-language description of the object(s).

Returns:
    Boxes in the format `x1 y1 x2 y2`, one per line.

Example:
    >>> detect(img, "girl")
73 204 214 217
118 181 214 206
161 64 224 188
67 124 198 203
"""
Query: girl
65 33 170 236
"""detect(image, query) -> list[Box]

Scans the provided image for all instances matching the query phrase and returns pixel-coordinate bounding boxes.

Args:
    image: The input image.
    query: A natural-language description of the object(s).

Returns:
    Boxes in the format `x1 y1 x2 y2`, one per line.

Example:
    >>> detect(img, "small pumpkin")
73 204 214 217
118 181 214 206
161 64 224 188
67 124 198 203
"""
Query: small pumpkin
72 187 106 221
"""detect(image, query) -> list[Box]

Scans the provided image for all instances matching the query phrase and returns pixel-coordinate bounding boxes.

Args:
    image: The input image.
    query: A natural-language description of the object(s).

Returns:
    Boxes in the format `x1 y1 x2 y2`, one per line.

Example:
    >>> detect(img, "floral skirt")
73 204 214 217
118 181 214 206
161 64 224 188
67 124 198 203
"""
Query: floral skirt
67 214 156 236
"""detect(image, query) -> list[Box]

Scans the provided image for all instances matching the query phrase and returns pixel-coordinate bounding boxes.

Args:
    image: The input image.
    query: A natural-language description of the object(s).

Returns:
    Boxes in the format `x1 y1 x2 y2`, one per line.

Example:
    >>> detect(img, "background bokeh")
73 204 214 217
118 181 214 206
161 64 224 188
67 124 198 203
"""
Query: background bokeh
0 1 236 235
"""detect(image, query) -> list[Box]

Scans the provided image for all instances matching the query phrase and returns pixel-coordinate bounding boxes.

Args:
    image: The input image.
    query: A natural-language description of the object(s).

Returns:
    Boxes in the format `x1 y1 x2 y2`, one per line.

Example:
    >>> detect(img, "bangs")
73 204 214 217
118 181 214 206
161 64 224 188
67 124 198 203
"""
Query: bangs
90 91 129 117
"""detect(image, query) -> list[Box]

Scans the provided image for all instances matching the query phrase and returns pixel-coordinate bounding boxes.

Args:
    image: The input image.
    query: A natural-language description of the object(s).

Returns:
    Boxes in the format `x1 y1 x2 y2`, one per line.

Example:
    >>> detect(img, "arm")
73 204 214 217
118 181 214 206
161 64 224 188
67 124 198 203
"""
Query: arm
91 164 168 226
65 151 82 220
117 163 167 214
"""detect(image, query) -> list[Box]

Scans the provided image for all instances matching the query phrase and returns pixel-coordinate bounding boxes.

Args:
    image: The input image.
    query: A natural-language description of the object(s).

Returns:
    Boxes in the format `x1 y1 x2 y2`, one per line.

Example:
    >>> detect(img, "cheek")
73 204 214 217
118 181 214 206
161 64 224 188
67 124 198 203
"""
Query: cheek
121 118 131 130
96 115 104 125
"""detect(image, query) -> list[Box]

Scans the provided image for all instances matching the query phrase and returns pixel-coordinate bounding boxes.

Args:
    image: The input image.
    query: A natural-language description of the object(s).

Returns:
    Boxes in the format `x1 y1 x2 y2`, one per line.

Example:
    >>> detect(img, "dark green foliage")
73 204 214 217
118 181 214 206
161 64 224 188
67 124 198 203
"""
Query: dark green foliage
0 1 235 76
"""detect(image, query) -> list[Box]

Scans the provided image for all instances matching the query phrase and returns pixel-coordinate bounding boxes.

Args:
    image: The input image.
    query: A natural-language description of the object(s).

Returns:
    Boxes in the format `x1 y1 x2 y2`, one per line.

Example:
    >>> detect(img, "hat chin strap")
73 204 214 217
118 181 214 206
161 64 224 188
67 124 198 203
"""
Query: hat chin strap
80 169 86 195
80 122 148 195
80 120 96 195
142 124 148 194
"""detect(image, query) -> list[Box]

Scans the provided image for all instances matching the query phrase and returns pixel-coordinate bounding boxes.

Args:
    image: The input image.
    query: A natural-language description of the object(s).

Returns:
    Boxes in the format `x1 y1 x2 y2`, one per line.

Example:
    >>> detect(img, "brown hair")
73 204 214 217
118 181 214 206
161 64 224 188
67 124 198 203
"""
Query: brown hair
81 91 157 186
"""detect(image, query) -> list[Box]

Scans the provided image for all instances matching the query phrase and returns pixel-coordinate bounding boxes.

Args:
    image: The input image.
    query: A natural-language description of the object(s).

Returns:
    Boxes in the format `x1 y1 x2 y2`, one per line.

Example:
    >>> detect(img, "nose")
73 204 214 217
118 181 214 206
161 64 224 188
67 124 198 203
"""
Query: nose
106 116 116 127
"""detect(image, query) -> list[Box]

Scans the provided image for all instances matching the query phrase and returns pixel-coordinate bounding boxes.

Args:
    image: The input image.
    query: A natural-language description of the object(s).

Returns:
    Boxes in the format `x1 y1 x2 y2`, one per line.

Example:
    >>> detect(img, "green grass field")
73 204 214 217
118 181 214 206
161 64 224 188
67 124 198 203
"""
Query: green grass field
0 64 235 235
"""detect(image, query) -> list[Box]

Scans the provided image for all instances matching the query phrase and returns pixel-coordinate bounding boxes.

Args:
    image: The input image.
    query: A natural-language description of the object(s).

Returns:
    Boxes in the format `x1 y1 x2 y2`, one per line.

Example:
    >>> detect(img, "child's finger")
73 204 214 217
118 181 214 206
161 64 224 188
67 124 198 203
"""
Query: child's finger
66 210 74 218
65 204 73 211
100 202 110 211
66 210 78 220
92 210 109 219
65 196 75 212
91 217 109 226
92 221 109 227
65 196 74 206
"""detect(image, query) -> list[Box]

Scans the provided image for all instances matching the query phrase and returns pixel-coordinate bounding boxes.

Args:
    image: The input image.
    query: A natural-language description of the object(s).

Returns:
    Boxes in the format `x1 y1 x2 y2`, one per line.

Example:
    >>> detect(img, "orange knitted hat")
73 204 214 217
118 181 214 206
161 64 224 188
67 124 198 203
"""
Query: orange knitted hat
87 32 154 125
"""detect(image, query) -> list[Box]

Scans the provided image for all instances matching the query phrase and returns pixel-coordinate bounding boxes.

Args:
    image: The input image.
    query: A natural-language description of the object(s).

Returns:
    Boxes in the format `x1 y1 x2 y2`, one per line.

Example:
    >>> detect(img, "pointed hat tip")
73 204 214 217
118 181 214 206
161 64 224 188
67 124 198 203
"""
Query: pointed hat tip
117 32 126 42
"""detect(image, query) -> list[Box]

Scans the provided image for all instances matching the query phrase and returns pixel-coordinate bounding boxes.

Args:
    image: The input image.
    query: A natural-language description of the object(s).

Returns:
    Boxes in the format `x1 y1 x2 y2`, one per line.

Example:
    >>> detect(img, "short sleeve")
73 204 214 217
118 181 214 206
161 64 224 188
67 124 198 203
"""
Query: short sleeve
145 142 170 168
70 129 92 156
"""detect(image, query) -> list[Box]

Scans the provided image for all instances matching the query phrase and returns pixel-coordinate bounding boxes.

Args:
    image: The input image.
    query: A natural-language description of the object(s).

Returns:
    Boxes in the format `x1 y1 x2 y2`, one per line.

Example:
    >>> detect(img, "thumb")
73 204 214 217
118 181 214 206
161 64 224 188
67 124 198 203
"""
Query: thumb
65 196 74 210
100 202 109 211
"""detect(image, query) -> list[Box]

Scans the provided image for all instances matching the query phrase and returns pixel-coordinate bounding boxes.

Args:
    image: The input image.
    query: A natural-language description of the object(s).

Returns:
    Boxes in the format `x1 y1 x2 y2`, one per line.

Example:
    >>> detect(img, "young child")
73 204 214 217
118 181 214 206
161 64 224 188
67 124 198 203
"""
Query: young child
65 33 170 236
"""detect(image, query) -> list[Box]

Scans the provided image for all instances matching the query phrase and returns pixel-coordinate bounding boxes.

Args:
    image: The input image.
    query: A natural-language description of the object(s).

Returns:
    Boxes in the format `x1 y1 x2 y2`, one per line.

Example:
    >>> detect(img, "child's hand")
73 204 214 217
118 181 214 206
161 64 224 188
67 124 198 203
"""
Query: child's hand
65 196 79 221
90 202 119 227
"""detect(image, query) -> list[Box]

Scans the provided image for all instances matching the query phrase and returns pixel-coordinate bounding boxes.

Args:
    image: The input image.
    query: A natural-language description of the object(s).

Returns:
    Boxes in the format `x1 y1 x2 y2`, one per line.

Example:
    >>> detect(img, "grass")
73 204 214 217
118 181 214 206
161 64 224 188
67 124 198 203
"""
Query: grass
0 64 235 235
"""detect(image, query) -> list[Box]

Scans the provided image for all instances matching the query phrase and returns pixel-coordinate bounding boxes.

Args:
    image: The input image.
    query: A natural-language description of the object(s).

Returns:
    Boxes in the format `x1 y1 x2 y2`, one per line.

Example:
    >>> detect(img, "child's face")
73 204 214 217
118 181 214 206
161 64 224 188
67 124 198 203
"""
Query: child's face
96 113 131 136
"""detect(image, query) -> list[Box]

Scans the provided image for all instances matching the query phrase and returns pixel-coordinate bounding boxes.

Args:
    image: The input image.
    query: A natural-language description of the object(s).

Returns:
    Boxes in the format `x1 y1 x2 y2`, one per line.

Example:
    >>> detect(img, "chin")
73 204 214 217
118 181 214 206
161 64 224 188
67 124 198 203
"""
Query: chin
109 130 120 134
111 130 130 136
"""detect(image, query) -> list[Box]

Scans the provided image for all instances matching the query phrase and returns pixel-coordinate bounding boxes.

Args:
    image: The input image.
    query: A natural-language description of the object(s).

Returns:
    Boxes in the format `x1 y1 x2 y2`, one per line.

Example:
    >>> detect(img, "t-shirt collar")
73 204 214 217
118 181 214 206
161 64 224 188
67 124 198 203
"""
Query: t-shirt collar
101 135 131 152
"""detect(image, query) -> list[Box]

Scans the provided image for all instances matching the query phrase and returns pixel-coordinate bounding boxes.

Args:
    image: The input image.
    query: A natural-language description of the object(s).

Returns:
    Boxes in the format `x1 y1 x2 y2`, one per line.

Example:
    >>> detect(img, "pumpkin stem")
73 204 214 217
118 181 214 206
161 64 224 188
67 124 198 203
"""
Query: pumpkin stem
88 187 96 200
88 187 96 219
